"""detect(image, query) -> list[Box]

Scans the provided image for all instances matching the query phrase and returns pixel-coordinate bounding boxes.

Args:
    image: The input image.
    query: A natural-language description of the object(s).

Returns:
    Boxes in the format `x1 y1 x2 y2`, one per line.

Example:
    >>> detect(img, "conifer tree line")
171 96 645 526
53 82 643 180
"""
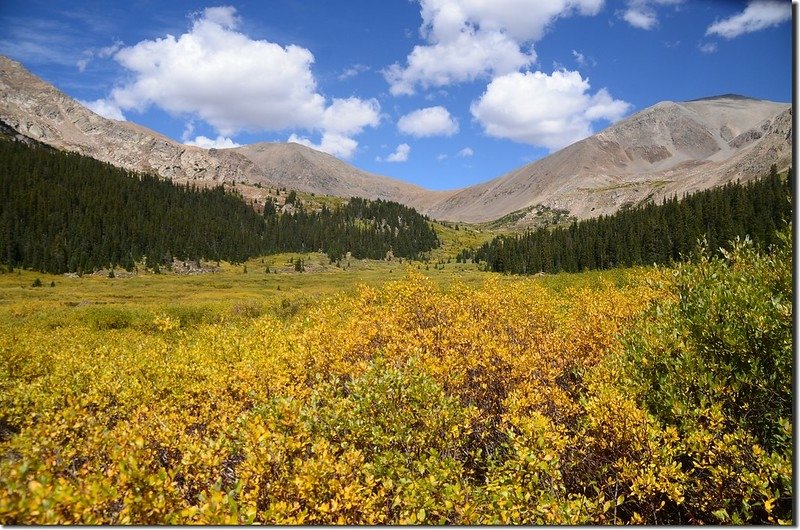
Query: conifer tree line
0 139 438 274
463 166 791 274
262 196 439 263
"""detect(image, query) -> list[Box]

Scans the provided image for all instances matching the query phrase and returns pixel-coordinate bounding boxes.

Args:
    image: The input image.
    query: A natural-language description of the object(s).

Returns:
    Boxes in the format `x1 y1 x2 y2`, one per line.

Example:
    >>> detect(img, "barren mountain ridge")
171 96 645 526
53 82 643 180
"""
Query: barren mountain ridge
0 55 791 224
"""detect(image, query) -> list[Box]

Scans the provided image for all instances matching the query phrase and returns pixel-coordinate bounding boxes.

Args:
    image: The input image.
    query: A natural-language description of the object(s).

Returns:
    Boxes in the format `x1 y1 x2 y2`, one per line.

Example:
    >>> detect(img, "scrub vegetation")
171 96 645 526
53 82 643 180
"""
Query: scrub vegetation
0 227 791 524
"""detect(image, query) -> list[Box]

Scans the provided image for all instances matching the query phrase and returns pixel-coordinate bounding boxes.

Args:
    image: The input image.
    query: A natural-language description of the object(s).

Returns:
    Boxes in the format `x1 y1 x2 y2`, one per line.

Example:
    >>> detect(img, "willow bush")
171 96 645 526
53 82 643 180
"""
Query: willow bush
0 229 791 523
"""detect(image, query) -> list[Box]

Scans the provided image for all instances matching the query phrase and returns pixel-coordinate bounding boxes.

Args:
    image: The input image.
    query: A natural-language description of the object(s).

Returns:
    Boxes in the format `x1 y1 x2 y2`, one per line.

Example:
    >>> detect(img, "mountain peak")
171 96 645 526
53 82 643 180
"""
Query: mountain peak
0 54 791 225
687 94 761 102
425 95 791 223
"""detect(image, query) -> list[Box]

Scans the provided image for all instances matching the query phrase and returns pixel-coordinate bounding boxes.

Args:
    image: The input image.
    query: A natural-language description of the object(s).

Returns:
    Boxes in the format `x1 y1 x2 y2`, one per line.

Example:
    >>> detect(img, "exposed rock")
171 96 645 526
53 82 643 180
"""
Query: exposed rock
0 56 274 187
233 142 452 208
424 96 791 222
0 55 791 224
0 55 448 210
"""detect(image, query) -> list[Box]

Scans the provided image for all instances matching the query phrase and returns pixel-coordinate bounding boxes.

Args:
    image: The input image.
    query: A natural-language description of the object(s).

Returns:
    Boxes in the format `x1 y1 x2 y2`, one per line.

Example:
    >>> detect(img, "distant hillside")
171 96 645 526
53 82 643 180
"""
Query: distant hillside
0 56 270 187
0 55 791 225
0 140 439 274
427 96 791 223
0 55 448 213
467 167 792 274
233 142 452 210
0 139 270 273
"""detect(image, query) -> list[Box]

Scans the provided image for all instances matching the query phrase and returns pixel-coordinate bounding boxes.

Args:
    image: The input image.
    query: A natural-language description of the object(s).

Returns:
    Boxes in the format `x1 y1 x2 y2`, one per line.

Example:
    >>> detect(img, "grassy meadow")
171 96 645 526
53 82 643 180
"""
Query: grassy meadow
0 225 792 524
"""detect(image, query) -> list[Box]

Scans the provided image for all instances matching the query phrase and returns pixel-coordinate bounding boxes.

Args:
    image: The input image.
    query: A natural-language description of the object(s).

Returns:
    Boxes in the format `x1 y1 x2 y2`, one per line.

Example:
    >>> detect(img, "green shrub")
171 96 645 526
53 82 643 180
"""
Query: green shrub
77 306 138 331
618 227 792 523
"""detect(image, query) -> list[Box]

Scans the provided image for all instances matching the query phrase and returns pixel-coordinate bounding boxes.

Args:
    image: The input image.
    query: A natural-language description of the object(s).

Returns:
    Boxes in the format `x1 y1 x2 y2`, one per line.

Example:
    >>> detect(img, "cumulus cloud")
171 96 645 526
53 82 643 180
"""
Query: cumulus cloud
95 6 378 158
284 97 380 158
320 97 381 135
378 143 411 163
470 69 631 151
385 30 534 96
288 132 360 159
185 135 241 149
79 98 126 120
397 106 459 137
457 147 474 157
622 7 657 29
620 0 684 30
385 0 604 95
706 0 790 39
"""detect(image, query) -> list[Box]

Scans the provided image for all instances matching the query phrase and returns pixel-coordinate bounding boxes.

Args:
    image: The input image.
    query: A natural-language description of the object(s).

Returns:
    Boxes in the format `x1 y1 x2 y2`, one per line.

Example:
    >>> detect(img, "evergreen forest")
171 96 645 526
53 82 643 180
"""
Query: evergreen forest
0 140 439 274
261 195 439 263
464 167 791 274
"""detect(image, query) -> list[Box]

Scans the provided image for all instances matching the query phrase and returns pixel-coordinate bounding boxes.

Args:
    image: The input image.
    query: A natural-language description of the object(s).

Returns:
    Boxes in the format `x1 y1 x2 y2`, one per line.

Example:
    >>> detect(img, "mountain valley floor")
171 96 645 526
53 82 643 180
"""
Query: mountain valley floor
0 228 792 524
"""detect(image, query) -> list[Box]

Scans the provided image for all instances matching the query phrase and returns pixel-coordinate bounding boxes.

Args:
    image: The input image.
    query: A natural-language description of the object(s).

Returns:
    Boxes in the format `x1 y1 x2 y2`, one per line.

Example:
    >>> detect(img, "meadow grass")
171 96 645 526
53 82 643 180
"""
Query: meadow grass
0 246 643 332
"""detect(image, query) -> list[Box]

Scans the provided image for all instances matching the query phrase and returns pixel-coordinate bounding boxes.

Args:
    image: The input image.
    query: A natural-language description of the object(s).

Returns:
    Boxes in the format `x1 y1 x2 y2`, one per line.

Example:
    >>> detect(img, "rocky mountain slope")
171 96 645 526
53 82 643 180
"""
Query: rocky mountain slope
0 55 442 207
425 95 792 222
0 55 791 224
428 95 792 222
233 142 450 209
0 56 270 186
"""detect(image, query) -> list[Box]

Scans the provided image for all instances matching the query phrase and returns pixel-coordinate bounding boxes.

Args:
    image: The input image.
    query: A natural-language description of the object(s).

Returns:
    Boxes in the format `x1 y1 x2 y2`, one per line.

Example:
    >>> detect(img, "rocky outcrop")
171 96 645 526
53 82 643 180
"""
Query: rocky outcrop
424 96 791 222
0 55 446 206
0 55 791 224
233 142 453 208
0 55 272 185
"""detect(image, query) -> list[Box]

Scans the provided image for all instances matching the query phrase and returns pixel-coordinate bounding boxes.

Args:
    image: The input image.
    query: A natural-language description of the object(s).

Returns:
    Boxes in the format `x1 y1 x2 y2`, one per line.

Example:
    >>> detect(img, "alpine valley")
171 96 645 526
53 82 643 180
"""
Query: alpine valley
0 55 791 227
0 12 794 524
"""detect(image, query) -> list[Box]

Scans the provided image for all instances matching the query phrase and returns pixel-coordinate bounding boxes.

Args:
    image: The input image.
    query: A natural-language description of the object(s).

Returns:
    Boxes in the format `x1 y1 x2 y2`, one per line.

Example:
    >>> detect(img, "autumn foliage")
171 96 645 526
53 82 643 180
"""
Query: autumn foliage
0 230 792 524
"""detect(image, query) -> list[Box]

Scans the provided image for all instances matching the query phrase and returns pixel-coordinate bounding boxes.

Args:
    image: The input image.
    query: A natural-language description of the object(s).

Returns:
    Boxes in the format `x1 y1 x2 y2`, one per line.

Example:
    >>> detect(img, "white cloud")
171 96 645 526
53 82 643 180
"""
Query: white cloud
282 97 380 158
79 98 126 120
706 0 790 39
385 0 604 95
97 40 123 58
470 69 631 151
698 41 718 54
437 153 448 161
397 106 459 137
100 6 378 159
457 147 474 157
620 0 685 30
379 143 411 163
572 49 596 68
385 30 535 96
288 132 359 159
76 39 124 72
321 97 381 135
622 7 657 29
338 63 369 80
184 135 241 149
201 5 240 27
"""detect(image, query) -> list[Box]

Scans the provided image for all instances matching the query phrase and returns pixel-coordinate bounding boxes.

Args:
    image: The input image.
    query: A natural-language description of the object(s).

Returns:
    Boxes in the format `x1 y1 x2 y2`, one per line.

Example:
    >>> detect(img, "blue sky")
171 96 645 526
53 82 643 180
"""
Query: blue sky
0 0 792 190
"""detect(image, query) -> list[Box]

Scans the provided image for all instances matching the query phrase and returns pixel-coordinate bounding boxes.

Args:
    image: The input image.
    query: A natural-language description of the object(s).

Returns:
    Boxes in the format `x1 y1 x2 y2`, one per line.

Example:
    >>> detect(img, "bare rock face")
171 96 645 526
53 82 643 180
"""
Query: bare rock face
0 56 273 186
425 96 791 223
0 55 450 209
0 55 791 224
233 142 453 208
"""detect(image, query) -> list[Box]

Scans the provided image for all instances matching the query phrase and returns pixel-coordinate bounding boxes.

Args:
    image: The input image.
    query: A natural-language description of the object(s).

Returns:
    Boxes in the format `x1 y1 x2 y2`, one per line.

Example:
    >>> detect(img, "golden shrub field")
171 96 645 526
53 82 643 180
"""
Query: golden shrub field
0 233 792 524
